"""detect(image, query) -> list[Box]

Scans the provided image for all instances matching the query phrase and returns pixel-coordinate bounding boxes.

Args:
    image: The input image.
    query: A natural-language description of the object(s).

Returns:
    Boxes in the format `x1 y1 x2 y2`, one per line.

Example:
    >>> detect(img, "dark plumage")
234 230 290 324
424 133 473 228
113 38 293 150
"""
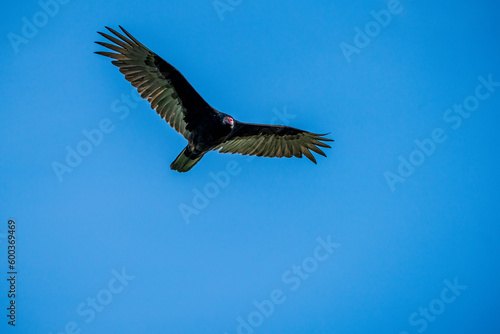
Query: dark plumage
95 26 333 172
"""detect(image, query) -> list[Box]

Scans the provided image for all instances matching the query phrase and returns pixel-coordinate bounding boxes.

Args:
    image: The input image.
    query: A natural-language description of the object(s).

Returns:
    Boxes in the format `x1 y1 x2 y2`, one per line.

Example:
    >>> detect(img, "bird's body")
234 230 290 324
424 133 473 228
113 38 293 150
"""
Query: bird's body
95 26 333 172
172 112 234 172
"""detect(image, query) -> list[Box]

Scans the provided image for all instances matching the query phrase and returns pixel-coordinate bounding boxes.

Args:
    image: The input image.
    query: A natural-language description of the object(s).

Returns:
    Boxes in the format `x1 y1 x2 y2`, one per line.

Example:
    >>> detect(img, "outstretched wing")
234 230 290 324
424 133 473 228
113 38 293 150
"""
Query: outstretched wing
95 26 216 139
215 122 333 163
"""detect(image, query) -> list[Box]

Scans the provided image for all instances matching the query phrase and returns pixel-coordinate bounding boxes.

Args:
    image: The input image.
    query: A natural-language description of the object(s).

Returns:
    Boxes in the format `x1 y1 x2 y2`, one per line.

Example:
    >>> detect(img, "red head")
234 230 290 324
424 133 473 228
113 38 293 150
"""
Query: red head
223 116 234 126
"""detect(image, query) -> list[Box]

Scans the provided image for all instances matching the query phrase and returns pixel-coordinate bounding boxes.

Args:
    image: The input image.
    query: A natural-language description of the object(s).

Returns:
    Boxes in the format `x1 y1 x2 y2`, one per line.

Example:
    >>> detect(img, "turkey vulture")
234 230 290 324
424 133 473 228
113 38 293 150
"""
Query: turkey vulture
95 26 333 172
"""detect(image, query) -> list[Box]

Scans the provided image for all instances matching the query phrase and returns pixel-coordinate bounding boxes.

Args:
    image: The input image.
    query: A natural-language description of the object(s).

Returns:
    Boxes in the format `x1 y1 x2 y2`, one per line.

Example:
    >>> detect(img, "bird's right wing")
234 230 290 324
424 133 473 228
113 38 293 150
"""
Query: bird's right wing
215 122 333 163
95 26 216 140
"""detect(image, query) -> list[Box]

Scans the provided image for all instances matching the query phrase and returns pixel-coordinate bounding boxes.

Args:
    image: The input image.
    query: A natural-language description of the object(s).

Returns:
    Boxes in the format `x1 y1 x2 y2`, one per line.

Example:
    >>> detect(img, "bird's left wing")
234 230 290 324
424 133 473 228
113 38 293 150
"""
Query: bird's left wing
215 122 333 163
95 26 216 140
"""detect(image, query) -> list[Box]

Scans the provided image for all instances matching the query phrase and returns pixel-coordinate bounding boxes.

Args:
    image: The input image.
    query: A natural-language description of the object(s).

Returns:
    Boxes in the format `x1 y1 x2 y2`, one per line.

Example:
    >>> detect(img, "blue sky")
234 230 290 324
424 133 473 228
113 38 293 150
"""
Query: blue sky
1 0 500 333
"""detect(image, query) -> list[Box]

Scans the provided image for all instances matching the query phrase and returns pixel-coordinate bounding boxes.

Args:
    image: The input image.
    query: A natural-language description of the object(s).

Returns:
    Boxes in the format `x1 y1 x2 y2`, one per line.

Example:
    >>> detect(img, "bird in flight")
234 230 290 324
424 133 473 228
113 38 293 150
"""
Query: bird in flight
95 26 333 172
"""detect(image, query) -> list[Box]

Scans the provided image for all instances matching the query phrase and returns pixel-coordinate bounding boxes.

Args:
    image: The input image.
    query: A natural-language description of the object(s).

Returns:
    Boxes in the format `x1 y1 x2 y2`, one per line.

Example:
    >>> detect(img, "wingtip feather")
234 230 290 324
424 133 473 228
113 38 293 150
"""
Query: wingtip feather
302 148 317 164
309 145 327 157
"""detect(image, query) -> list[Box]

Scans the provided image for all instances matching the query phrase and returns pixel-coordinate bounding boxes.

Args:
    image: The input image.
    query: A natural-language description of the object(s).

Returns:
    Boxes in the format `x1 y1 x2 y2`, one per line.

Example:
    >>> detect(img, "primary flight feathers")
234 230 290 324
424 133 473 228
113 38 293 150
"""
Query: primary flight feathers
95 26 333 172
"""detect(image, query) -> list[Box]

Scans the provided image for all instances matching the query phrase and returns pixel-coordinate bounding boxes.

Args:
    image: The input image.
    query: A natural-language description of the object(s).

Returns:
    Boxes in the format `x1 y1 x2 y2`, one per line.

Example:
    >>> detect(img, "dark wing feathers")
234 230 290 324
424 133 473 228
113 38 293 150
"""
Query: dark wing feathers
216 122 333 163
96 26 333 164
95 26 214 139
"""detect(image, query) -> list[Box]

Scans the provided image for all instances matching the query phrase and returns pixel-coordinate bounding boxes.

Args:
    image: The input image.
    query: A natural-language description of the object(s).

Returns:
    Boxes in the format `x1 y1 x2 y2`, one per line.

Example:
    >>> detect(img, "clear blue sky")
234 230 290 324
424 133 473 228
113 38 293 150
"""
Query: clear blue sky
1 0 500 333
